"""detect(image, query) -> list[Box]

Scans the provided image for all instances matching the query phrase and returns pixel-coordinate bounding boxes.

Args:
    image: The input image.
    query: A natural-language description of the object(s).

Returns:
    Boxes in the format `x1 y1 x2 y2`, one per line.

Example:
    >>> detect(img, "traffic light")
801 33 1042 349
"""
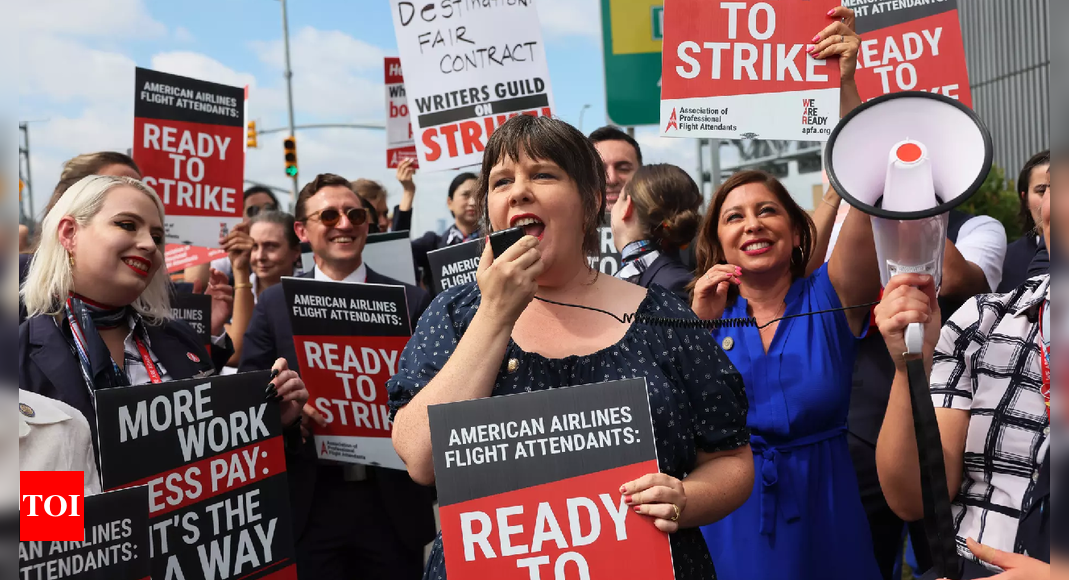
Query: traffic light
247 121 258 148
283 136 298 177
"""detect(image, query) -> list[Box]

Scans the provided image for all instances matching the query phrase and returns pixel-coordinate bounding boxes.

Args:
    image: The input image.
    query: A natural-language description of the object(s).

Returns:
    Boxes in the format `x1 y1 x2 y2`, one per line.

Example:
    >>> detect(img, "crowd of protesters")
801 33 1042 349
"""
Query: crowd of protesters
16 5 1059 580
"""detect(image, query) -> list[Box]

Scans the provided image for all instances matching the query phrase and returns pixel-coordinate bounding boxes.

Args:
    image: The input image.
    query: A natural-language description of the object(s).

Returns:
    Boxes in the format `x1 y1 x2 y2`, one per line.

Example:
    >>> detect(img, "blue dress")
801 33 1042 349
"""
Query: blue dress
700 264 882 579
388 283 751 580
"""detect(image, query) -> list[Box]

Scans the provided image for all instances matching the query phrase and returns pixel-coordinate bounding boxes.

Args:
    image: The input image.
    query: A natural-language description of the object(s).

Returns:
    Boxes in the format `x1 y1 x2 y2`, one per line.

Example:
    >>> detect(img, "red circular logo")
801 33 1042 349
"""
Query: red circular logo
187 352 201 363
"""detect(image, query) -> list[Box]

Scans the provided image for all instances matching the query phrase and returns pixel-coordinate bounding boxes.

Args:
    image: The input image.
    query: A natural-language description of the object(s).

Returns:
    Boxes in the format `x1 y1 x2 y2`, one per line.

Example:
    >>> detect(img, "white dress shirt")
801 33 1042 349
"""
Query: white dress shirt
19 390 101 496
313 262 367 284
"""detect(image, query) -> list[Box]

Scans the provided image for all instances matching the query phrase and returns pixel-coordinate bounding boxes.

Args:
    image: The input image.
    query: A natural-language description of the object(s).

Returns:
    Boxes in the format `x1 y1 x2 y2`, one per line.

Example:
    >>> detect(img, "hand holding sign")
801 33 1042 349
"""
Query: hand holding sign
221 221 254 274
269 357 309 428
476 235 543 327
622 473 688 534
300 403 329 443
811 8 861 82
397 158 417 194
204 267 234 336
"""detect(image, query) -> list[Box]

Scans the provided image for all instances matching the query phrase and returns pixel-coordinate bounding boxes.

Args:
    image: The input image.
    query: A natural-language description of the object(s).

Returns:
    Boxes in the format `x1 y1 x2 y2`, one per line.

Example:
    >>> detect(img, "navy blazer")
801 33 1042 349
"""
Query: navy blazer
999 236 1045 293
18 315 221 454
18 253 31 324
636 251 694 301
239 267 437 551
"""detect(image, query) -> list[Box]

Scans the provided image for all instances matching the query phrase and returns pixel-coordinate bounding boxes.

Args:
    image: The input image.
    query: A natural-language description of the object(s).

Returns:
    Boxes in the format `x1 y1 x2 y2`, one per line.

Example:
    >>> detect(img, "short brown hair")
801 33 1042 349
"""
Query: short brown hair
476 115 606 259
45 151 142 217
693 170 815 297
295 174 354 221
622 164 703 250
350 179 387 204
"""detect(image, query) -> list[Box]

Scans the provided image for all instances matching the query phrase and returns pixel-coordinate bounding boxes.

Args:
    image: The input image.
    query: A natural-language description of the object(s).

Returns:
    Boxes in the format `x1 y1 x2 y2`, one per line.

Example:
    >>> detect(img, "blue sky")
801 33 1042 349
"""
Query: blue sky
19 0 698 233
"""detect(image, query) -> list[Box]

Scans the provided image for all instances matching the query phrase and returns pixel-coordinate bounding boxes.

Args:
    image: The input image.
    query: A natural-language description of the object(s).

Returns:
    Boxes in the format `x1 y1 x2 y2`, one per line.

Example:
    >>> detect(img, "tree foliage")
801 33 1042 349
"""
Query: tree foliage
958 164 1023 241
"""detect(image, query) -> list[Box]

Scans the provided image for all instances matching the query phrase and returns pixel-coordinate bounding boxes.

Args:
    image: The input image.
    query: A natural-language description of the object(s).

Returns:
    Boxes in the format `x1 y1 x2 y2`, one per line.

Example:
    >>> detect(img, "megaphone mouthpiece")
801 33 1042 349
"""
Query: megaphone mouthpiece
883 139 936 213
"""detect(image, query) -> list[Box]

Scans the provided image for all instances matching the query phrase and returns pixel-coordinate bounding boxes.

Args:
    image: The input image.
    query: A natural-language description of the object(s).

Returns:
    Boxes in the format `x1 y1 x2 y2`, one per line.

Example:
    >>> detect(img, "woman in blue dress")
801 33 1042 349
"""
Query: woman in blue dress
692 160 883 580
388 115 755 580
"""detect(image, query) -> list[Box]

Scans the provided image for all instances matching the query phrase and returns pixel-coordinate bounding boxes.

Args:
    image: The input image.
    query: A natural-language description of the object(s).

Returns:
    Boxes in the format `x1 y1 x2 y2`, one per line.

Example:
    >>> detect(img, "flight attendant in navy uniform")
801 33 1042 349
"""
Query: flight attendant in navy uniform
18 175 309 457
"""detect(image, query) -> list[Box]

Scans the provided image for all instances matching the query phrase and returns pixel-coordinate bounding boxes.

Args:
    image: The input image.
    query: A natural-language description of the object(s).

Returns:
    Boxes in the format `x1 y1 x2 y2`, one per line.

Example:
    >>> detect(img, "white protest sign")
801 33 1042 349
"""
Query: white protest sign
390 0 556 172
386 57 419 169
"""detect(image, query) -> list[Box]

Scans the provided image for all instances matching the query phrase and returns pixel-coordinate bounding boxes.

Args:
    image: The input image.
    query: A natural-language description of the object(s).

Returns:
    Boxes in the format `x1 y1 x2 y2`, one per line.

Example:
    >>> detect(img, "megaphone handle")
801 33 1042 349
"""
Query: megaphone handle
905 322 925 356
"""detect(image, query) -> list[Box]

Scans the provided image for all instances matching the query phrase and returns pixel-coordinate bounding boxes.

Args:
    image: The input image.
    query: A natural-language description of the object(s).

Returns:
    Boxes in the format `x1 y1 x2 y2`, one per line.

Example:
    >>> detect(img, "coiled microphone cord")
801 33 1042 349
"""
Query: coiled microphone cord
532 296 879 330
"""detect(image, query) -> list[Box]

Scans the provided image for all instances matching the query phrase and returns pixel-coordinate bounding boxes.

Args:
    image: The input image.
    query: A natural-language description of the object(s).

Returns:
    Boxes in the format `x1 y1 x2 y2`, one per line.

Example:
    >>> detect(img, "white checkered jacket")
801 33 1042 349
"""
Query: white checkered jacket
931 274 1050 560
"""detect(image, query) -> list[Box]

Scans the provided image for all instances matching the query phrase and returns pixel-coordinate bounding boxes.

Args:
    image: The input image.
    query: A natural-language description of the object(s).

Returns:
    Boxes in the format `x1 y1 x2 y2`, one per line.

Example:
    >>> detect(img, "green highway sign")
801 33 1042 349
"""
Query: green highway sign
600 0 663 127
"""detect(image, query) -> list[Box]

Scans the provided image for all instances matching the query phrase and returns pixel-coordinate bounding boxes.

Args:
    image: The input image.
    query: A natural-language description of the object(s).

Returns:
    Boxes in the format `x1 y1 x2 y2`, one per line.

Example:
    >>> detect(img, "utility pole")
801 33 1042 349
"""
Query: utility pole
280 0 299 205
578 104 591 133
19 122 34 223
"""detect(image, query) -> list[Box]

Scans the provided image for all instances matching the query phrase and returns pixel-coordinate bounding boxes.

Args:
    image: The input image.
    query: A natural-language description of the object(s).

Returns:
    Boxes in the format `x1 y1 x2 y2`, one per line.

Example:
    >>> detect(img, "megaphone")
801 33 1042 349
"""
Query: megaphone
826 91 993 354
825 91 993 580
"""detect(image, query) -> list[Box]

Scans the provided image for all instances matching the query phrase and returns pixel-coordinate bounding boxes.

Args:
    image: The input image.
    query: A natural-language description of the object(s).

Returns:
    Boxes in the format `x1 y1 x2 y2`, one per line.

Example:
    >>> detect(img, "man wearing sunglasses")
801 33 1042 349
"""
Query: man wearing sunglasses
239 173 436 580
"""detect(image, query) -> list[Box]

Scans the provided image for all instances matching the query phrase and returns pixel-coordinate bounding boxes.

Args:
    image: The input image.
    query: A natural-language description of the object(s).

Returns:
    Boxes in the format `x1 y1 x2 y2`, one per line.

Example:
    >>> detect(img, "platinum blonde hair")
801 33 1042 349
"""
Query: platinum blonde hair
22 175 173 322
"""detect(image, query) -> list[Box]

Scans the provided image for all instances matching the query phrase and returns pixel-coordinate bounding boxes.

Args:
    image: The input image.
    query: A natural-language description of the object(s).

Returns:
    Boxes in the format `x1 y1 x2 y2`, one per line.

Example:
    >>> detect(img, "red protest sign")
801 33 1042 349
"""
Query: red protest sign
282 278 412 470
164 244 227 274
429 379 674 580
661 0 840 141
385 57 419 169
853 2 971 105
134 67 245 249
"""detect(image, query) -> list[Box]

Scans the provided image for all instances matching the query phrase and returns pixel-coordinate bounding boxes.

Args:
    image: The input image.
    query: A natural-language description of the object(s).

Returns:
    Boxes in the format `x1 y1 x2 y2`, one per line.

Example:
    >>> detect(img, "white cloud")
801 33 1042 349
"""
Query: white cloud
150 52 259 92
24 105 137 219
249 27 387 122
19 0 166 38
19 35 136 104
537 0 600 40
174 27 196 43
251 27 385 74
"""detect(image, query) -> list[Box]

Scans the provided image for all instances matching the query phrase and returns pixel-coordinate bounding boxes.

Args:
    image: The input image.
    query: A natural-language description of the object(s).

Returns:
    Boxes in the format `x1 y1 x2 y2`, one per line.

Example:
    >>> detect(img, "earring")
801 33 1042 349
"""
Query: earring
68 251 75 270
790 247 803 267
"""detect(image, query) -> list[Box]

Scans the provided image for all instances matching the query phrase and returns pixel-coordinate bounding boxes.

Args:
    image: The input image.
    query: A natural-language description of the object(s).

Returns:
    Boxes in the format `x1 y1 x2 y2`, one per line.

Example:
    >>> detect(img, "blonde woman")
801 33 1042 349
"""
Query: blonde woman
18 175 308 452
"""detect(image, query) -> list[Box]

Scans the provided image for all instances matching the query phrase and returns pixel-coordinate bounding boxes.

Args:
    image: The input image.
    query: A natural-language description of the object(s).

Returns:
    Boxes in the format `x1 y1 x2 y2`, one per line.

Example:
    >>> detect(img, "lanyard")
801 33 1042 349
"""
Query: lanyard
65 298 164 396
133 334 164 384
1038 300 1050 420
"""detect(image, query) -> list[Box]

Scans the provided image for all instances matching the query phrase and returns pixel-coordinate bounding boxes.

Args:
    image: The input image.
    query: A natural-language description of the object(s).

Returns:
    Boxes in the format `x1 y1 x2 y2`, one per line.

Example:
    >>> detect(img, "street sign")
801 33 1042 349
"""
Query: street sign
600 0 663 127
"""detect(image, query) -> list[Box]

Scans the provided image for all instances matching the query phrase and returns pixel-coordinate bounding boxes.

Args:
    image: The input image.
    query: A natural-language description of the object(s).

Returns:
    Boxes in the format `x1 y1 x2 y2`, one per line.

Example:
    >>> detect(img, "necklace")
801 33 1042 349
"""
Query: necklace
756 302 787 331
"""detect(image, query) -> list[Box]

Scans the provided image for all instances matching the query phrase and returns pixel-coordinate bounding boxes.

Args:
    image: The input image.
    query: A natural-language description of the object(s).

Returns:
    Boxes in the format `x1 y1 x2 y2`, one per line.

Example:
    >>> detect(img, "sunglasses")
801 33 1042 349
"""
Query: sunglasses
304 207 368 228
246 203 278 218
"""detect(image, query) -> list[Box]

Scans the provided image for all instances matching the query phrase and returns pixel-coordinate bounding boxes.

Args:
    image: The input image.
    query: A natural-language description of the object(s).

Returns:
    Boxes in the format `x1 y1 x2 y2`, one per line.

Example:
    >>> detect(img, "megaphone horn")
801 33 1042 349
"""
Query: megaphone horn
825 91 993 353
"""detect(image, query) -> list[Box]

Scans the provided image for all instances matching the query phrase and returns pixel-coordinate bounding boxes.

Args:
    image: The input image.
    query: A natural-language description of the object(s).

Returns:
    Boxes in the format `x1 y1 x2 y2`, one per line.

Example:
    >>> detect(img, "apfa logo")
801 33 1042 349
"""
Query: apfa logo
665 108 679 132
20 471 85 541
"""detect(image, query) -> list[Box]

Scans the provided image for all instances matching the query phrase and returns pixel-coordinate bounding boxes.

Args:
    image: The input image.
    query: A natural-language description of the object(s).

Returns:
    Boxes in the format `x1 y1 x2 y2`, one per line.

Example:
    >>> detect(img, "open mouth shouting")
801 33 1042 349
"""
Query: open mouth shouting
510 214 546 240
741 238 774 256
122 256 152 278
